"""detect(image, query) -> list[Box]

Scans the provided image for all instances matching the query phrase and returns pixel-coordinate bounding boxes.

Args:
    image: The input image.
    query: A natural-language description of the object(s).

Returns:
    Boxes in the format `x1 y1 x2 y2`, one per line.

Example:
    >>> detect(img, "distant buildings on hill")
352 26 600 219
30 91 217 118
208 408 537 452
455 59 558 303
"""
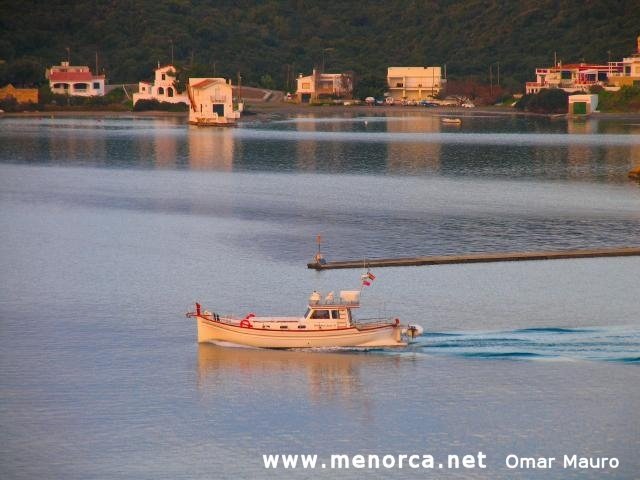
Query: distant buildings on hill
526 35 640 94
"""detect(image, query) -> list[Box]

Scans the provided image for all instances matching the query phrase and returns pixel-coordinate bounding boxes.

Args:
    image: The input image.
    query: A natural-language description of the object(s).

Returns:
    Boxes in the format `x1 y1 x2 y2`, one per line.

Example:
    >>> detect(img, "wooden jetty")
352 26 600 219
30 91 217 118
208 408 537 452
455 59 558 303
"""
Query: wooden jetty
307 246 640 270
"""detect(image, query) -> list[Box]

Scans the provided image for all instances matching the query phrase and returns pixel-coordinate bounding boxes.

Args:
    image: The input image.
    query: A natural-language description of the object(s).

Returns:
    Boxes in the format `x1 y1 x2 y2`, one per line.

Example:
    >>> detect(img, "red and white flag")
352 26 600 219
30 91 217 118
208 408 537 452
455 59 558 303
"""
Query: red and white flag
361 270 375 287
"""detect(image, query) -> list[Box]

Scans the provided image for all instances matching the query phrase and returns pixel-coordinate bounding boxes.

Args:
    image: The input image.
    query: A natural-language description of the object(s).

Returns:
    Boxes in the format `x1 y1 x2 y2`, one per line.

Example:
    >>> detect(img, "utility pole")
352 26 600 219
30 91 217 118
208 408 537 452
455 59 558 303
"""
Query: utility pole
489 64 493 96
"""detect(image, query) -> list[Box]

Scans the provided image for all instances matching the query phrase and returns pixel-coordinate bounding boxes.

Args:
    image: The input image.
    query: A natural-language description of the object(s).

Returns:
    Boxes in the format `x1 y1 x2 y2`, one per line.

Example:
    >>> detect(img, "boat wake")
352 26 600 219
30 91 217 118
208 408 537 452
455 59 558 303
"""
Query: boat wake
205 326 639 363
409 326 640 363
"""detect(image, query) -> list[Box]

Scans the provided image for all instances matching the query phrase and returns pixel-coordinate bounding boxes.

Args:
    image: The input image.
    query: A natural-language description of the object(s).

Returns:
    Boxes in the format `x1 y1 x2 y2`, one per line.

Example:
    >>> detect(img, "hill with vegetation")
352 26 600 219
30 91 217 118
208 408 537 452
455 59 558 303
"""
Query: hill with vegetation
1 0 639 96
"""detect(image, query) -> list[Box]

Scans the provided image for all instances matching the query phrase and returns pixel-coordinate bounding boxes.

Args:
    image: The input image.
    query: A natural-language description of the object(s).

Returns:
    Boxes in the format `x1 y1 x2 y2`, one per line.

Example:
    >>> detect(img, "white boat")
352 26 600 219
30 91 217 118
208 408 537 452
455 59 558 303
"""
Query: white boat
187 285 423 349
441 117 462 124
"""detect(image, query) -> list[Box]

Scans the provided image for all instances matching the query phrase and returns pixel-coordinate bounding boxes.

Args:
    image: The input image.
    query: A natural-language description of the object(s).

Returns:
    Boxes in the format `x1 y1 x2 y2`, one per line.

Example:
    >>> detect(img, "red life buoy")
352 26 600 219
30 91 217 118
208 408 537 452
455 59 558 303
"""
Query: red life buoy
240 314 255 328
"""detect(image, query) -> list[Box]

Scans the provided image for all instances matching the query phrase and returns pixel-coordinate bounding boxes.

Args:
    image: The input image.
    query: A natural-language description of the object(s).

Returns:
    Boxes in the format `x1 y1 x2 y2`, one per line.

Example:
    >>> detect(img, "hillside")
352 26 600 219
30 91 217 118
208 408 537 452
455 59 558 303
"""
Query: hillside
1 0 639 92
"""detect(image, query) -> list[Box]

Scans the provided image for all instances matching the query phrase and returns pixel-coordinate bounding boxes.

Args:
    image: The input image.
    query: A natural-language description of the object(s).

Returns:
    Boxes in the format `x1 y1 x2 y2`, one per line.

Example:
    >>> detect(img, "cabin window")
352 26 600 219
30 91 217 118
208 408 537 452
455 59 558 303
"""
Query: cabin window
297 325 306 329
331 310 341 319
280 325 289 329
310 309 330 319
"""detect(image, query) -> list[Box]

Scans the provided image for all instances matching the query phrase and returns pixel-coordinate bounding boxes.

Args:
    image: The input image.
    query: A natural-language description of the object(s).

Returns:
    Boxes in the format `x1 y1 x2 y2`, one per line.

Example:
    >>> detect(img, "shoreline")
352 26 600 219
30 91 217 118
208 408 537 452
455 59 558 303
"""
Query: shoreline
2 104 640 121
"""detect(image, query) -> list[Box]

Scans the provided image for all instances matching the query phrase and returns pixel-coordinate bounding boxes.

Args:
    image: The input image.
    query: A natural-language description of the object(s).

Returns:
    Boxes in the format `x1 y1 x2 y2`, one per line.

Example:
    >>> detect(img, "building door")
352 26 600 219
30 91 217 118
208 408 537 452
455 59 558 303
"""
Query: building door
572 102 587 115
301 93 311 103
213 104 225 116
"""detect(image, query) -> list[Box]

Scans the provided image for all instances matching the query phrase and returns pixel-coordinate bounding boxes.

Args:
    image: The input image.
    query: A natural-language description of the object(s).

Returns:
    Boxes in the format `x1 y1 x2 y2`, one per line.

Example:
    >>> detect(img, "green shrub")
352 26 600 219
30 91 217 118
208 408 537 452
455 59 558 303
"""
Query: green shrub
133 99 188 111
515 89 568 114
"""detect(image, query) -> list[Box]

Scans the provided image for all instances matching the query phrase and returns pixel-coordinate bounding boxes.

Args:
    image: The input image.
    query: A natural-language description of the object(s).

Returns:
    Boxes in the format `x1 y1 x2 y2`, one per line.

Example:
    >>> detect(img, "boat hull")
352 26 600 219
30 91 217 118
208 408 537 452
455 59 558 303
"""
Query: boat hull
196 316 406 348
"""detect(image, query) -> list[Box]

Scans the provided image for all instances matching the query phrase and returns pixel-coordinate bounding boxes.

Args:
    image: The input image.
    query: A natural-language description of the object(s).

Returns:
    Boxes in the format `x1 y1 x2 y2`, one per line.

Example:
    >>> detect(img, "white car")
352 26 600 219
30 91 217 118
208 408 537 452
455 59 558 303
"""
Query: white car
365 97 375 105
461 102 475 108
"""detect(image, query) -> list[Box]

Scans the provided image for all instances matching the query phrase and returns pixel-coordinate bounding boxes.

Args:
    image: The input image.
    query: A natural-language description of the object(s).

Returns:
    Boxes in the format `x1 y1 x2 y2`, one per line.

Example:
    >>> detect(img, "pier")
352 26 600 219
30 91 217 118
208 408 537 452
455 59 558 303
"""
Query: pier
307 246 640 270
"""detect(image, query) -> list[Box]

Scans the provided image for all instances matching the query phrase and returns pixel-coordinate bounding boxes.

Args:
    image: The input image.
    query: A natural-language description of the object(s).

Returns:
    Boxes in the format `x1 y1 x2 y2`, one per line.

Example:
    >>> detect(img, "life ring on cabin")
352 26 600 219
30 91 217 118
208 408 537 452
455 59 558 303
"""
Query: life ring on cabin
240 313 255 328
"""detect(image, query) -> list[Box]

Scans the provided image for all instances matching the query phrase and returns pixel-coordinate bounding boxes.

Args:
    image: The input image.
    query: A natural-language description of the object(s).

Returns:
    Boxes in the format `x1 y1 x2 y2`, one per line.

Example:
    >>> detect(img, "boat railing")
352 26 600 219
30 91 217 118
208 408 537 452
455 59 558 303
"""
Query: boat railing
309 299 360 308
353 317 397 329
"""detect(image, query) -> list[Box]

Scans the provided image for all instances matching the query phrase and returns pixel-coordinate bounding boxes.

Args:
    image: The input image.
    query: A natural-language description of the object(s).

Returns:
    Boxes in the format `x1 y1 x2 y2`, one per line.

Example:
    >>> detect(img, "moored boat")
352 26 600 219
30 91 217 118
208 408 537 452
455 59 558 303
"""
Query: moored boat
186 275 423 348
441 117 462 125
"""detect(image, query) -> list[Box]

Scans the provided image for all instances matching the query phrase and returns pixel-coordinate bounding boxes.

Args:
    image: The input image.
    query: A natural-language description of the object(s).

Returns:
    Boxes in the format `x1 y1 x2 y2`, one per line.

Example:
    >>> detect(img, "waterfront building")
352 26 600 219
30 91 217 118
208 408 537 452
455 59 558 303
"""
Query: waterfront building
186 77 241 126
568 94 599 115
607 35 640 88
46 61 105 96
132 65 188 106
526 35 640 94
387 66 444 101
295 69 353 103
0 84 39 103
525 63 615 94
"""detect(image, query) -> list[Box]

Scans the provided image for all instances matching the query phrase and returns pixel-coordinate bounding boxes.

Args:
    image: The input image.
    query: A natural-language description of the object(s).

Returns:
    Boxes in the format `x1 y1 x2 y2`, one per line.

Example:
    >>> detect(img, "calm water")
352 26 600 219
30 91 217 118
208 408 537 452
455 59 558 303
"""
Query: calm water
1 112 639 479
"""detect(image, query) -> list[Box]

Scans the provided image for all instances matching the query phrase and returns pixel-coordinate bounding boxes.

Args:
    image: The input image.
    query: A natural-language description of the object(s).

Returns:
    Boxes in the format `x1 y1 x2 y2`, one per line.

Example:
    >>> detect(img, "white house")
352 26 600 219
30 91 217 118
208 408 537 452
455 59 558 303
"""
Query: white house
46 61 105 97
387 66 444 100
132 65 189 106
607 35 640 88
295 69 353 103
187 78 241 126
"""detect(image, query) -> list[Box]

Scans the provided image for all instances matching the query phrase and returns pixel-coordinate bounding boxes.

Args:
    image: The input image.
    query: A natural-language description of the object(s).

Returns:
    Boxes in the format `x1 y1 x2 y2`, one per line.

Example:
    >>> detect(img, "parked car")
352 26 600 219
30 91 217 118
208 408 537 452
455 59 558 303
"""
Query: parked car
365 96 375 105
461 102 475 108
385 97 395 105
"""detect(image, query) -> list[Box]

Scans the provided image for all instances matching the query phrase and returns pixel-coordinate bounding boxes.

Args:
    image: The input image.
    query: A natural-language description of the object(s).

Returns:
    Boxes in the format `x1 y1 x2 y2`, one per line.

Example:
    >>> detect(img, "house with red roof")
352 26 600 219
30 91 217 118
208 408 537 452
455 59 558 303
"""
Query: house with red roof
46 61 105 96
132 65 188 106
186 77 241 126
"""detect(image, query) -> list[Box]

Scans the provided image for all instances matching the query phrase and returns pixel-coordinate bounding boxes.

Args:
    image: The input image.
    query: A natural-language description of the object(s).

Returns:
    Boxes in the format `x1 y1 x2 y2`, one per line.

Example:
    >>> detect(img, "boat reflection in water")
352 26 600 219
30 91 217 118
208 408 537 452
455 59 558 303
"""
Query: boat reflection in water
196 343 402 408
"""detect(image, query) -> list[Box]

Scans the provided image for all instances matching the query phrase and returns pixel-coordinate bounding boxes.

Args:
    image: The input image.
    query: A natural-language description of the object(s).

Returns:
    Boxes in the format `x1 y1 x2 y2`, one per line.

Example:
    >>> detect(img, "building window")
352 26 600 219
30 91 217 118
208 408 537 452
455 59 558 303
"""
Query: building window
396 82 403 87
93 82 100 89
73 83 88 91
158 87 164 95
162 74 166 80
167 87 174 97
302 82 310 89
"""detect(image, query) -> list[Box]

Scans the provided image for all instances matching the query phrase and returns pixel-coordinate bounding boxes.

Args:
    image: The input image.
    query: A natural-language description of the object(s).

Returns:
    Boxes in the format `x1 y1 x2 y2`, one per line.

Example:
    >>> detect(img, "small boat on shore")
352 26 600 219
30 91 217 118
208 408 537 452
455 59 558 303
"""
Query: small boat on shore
186 274 423 348
441 117 462 125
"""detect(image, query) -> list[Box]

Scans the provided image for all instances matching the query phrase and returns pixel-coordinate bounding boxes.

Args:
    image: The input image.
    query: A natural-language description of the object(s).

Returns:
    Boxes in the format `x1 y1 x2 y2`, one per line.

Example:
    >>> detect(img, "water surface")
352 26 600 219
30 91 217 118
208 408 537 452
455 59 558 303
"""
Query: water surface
1 112 639 479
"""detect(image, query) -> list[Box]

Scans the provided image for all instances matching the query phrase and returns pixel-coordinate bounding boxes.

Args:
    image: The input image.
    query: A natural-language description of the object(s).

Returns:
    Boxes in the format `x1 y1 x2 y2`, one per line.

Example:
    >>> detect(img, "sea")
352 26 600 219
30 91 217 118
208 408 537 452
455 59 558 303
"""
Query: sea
1 110 639 479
